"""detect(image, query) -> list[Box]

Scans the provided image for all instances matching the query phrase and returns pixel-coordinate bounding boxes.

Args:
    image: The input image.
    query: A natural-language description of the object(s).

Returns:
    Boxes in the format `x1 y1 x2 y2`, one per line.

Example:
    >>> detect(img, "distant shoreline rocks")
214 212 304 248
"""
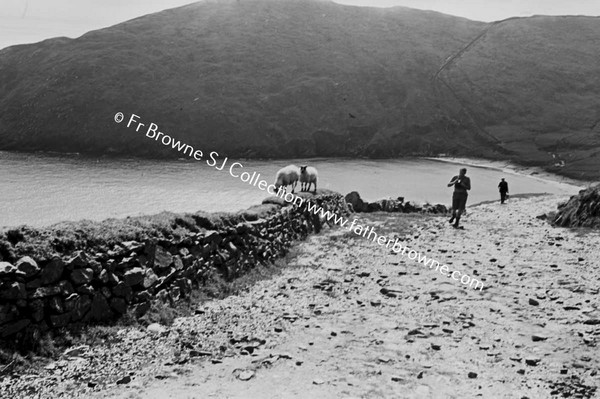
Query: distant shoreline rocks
344 191 448 214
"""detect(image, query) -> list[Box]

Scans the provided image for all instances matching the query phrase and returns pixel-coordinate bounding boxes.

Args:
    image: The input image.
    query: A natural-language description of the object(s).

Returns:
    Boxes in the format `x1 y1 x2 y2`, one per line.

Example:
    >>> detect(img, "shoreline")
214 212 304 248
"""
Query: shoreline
469 192 555 207
424 156 591 191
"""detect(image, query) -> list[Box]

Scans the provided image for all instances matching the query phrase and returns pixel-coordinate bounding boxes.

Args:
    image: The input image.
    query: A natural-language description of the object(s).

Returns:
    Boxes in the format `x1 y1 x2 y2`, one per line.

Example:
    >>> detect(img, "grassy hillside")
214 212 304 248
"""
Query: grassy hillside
0 0 599 179
0 0 492 158
439 16 600 180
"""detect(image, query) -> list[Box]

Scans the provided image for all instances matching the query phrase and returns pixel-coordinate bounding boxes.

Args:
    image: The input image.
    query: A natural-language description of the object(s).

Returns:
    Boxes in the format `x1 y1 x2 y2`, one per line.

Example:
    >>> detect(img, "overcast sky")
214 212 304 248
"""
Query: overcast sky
1 0 600 50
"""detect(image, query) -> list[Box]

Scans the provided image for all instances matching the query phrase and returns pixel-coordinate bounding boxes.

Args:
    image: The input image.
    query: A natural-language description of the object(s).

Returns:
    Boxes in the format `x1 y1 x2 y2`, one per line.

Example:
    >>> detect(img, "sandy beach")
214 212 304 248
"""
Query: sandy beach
425 157 592 192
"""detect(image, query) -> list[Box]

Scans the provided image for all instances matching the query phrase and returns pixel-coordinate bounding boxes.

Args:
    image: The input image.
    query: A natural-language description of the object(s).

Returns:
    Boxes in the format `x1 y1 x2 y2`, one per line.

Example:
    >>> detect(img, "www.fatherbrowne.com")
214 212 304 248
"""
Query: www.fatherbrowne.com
115 112 484 291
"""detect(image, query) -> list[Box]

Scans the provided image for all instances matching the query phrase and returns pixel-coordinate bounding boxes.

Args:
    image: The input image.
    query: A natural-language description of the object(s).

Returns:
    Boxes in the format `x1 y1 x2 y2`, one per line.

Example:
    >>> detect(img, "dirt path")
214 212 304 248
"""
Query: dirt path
83 195 599 399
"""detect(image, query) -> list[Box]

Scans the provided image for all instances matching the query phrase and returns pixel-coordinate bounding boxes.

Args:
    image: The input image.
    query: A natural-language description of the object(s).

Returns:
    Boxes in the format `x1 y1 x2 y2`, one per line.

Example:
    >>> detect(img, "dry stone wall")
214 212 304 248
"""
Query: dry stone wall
344 191 448 214
0 191 349 341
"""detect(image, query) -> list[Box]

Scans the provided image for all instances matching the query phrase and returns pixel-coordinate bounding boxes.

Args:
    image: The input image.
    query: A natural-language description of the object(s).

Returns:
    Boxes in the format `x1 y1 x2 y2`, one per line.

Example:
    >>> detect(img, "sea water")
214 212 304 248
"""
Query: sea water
0 151 582 229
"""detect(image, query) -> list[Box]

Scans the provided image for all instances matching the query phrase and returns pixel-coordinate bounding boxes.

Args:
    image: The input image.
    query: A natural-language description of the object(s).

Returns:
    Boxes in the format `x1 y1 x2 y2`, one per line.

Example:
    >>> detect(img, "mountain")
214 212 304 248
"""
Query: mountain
0 0 599 179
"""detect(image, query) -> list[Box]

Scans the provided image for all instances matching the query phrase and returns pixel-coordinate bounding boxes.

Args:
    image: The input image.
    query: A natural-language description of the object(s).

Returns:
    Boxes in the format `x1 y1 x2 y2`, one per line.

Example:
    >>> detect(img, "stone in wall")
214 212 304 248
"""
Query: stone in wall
344 191 448 214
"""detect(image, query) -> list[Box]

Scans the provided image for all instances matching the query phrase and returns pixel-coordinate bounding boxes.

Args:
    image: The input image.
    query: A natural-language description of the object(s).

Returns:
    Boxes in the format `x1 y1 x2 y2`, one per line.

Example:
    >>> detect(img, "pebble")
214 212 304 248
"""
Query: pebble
63 345 89 358
235 370 255 381
116 376 131 385
189 350 212 357
528 298 540 306
147 323 167 334
525 358 541 366
583 319 600 325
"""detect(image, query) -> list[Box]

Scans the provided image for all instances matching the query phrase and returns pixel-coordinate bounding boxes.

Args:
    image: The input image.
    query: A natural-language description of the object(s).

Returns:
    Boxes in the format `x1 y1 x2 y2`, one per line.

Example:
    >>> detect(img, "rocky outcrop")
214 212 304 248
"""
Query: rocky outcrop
344 192 367 212
0 191 349 340
552 184 600 228
344 191 448 214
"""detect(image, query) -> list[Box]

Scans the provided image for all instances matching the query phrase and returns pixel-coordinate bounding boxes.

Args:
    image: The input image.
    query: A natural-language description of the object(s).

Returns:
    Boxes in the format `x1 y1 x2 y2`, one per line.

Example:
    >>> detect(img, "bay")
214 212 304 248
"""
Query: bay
0 151 581 229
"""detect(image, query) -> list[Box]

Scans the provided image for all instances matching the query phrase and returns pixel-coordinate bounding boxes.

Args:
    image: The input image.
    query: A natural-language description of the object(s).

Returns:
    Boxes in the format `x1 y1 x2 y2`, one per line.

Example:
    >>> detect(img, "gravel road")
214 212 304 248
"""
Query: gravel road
3 195 599 399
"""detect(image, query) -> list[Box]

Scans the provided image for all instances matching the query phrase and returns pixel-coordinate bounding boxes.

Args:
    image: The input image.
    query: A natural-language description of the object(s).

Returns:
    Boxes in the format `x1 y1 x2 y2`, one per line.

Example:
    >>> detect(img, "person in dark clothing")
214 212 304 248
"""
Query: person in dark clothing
498 178 509 204
447 168 471 228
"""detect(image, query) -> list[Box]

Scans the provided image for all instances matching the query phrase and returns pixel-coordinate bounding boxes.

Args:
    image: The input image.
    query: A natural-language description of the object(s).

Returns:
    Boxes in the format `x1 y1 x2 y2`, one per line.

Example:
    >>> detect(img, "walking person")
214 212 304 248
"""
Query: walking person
447 168 471 228
498 178 509 204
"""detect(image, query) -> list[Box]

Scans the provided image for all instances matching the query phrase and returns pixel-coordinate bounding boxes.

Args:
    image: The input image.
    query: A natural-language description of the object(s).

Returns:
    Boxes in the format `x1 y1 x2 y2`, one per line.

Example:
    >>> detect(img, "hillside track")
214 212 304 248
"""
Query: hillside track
433 22 505 147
